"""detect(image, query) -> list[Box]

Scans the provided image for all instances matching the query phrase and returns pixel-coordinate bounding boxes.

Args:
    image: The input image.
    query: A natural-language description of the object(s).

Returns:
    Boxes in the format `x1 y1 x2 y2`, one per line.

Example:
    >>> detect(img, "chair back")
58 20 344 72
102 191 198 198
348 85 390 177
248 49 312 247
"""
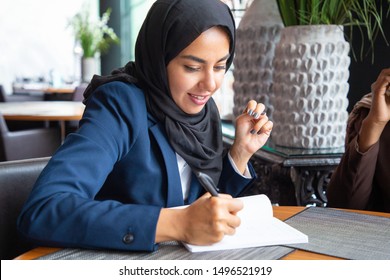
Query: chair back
0 113 61 162
0 114 9 160
0 85 6 102
0 157 50 259
72 83 88 102
0 113 9 134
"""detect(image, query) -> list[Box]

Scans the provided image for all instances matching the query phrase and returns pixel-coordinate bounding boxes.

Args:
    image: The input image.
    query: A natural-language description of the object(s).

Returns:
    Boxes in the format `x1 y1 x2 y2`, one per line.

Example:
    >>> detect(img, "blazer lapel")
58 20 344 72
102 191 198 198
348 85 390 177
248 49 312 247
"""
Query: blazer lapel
186 173 204 204
148 117 183 207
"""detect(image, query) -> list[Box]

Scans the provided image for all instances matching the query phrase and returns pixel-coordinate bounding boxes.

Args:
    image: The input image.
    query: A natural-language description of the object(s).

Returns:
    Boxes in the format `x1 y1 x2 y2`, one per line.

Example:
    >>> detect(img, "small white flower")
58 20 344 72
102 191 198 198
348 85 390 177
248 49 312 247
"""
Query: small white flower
68 7 119 58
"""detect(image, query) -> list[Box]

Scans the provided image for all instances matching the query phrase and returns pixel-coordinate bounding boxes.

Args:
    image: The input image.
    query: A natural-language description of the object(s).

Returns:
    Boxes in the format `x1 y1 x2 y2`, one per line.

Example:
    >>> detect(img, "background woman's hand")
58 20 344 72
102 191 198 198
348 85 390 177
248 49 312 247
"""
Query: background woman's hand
229 100 273 174
358 68 390 152
368 68 390 125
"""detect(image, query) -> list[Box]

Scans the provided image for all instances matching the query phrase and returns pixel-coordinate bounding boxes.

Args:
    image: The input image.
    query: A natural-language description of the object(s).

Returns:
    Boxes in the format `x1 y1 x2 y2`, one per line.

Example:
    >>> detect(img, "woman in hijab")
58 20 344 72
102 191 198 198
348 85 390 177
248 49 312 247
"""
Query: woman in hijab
327 68 390 213
17 0 273 251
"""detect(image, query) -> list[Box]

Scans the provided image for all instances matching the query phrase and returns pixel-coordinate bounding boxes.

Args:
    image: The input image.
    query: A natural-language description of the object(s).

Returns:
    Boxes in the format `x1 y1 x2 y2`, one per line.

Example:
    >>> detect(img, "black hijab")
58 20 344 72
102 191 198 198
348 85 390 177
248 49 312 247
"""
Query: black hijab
83 0 236 186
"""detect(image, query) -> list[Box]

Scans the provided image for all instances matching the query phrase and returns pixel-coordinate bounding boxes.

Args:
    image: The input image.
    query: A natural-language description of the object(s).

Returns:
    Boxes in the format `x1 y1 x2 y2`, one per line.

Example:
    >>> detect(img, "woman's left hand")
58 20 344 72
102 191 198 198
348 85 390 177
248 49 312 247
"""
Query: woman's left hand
229 100 273 174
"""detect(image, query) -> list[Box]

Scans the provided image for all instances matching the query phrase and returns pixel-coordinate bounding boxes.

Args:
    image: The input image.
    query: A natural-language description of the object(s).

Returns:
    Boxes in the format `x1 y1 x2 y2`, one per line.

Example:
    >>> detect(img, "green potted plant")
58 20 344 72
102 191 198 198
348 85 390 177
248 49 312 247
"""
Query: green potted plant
275 0 388 61
69 7 119 82
268 0 388 149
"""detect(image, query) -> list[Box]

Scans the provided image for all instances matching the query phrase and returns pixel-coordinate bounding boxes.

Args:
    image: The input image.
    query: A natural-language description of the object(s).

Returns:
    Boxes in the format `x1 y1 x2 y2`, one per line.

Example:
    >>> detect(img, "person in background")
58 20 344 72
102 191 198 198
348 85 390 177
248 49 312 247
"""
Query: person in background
327 68 390 212
17 0 273 252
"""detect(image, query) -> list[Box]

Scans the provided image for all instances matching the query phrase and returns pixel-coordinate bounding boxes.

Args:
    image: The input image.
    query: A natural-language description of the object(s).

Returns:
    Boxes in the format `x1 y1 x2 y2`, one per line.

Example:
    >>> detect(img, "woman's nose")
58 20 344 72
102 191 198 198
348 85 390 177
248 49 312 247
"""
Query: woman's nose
199 70 217 92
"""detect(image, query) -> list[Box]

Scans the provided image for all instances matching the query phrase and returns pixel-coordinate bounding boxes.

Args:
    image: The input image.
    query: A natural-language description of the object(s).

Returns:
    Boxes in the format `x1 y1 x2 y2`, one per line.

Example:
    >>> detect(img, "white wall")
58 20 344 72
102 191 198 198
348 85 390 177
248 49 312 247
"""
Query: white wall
0 0 98 94
0 0 245 119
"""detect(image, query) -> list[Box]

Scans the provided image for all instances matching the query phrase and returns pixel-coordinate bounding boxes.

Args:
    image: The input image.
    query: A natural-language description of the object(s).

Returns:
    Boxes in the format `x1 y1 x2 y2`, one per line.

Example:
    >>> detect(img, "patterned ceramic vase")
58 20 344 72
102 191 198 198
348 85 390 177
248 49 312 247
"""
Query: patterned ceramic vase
270 25 350 148
232 0 283 119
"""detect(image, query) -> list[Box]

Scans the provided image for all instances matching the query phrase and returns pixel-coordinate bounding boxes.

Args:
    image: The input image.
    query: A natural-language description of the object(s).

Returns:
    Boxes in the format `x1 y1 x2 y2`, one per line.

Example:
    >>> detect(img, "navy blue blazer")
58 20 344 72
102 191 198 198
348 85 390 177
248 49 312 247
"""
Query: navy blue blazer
17 82 255 252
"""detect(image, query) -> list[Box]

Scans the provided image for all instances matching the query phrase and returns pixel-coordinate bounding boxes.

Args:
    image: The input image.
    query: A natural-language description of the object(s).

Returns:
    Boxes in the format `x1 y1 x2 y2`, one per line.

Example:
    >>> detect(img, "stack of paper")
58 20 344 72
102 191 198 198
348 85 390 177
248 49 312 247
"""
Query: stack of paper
183 194 308 252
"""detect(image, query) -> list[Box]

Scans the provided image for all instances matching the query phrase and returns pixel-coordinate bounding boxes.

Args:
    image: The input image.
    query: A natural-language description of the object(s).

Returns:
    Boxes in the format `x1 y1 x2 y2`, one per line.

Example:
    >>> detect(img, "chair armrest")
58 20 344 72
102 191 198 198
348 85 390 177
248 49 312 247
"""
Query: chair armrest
0 157 50 259
2 128 61 161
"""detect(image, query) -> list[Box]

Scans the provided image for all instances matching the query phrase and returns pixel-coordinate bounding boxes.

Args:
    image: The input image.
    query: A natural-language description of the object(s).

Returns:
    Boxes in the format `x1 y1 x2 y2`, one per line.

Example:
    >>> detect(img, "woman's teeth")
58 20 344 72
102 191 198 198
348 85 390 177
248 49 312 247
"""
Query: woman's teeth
190 94 206 100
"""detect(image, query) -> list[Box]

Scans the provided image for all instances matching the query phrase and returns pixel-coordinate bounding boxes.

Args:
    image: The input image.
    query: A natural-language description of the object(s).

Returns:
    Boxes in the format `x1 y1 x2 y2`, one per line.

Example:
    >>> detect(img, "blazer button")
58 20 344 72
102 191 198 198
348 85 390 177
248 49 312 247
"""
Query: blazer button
122 233 134 244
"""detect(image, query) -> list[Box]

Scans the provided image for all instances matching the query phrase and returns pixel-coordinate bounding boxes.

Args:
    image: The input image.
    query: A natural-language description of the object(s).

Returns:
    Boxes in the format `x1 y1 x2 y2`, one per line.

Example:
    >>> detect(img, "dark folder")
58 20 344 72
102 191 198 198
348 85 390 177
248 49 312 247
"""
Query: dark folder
284 207 390 260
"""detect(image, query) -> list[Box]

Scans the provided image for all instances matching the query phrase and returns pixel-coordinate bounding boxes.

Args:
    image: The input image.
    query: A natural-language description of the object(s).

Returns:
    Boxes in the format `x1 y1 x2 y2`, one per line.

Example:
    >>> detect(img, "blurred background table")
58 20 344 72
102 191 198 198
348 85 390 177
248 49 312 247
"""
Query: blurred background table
43 87 76 101
0 101 85 141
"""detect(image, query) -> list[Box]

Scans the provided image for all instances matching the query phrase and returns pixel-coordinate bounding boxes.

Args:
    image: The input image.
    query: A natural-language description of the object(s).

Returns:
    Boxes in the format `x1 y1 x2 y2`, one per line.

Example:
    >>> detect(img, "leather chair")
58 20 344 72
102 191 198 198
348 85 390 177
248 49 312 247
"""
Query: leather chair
1 84 43 102
0 157 49 259
0 113 61 161
0 85 6 102
66 83 88 133
72 83 88 102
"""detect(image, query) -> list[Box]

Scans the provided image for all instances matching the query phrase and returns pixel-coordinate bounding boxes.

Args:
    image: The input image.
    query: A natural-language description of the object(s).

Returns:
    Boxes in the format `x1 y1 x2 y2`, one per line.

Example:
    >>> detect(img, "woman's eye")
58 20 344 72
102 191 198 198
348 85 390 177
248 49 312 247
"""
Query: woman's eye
214 65 226 71
183 64 226 72
184 65 200 72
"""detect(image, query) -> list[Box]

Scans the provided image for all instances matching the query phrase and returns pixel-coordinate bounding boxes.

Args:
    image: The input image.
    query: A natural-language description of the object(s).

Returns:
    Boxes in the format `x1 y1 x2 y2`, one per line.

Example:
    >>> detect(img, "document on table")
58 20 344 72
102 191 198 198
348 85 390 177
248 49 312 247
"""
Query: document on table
182 194 308 253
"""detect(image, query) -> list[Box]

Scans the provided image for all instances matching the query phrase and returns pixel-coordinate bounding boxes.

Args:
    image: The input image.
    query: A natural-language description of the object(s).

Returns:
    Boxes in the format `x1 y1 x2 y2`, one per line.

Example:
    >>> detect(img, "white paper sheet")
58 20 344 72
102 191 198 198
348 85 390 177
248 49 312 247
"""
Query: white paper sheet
183 194 308 253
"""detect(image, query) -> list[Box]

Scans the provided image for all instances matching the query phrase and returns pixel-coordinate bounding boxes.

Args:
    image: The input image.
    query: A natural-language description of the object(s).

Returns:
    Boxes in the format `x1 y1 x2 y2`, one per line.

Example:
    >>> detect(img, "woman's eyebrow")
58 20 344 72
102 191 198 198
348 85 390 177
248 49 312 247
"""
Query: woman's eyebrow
180 54 230 64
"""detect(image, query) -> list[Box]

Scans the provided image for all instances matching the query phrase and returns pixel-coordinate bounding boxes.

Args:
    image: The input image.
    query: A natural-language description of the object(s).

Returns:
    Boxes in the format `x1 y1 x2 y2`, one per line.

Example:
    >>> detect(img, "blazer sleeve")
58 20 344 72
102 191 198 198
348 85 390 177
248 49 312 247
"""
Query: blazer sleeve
17 82 161 252
218 153 257 197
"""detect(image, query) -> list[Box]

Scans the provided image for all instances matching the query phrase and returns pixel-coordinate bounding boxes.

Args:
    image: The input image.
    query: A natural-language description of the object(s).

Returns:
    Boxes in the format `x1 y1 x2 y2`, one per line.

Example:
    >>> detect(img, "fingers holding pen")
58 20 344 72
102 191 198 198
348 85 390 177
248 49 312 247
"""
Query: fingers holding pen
242 101 273 136
208 195 243 236
257 119 274 137
244 100 266 120
250 113 273 137
231 100 273 168
181 194 244 244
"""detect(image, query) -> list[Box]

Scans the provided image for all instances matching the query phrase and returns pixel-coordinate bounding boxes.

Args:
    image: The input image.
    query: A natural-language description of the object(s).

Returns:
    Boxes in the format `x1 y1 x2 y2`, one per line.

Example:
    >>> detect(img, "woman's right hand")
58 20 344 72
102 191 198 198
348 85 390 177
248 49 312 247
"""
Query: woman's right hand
156 193 243 245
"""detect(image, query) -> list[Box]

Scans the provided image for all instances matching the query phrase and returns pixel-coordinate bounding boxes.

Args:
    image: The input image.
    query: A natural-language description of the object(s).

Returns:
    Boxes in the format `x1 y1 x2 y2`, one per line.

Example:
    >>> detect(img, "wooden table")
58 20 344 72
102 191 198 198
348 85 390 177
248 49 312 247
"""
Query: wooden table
44 87 75 94
0 101 85 141
43 87 75 101
12 86 76 101
15 206 390 260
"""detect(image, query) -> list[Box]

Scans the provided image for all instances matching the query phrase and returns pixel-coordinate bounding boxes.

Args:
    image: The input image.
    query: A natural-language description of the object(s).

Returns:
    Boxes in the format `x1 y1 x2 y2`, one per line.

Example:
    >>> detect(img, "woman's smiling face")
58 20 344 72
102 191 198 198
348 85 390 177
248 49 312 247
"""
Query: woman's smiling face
166 26 230 115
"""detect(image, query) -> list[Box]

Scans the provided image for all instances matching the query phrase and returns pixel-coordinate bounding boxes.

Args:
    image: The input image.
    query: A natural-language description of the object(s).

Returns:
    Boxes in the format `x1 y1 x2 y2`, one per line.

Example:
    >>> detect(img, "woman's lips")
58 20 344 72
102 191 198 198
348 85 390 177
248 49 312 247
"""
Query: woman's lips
188 93 210 105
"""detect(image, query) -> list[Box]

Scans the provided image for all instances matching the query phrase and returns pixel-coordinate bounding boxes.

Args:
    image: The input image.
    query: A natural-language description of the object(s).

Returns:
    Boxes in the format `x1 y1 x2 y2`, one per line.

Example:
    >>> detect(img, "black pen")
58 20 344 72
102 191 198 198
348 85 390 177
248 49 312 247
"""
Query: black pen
196 172 219 197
